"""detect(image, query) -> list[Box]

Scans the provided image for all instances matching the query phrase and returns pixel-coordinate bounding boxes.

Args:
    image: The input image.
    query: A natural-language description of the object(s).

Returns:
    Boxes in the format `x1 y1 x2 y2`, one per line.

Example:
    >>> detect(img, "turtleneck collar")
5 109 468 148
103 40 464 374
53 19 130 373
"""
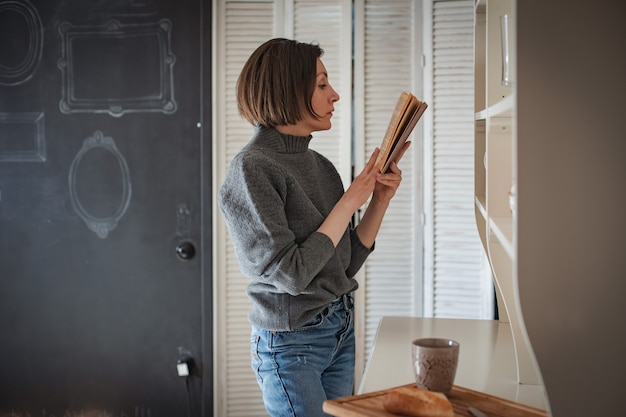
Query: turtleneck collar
251 125 313 153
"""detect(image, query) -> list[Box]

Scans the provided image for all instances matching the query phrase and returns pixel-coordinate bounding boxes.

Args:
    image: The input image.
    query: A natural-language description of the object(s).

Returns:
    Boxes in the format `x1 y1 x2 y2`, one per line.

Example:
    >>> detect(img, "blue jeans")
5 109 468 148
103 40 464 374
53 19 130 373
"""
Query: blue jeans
250 293 355 417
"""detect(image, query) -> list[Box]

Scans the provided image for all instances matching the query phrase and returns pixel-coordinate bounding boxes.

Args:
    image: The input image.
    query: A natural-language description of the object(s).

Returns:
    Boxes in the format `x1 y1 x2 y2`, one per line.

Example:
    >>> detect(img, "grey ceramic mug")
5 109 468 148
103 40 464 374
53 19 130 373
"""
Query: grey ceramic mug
412 338 460 394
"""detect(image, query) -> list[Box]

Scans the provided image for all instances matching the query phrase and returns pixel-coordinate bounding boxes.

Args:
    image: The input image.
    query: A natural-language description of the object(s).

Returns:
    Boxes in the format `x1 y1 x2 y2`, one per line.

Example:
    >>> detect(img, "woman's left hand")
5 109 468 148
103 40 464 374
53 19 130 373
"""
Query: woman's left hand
372 141 411 204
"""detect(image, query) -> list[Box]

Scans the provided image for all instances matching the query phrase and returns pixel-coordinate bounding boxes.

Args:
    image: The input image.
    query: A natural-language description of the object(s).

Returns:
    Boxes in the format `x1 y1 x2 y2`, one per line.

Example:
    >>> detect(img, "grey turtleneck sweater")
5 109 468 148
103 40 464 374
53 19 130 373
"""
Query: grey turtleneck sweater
218 125 373 331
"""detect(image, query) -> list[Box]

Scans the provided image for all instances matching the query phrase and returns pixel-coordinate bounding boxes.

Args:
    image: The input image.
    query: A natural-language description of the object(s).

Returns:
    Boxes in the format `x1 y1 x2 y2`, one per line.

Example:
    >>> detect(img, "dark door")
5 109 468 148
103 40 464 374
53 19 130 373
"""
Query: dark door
0 0 212 415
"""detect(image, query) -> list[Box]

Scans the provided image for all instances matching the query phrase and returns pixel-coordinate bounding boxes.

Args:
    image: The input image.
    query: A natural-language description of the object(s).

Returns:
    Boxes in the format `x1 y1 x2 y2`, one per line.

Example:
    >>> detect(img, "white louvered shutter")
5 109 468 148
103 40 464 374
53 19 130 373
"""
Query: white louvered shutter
214 3 274 416
215 1 491 414
354 0 424 379
424 0 493 318
214 1 352 416
293 0 353 186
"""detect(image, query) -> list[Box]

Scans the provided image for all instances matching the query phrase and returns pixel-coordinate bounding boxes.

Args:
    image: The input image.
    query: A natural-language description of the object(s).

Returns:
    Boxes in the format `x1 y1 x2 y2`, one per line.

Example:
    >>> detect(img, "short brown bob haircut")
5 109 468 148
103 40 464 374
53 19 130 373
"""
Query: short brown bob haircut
236 38 324 127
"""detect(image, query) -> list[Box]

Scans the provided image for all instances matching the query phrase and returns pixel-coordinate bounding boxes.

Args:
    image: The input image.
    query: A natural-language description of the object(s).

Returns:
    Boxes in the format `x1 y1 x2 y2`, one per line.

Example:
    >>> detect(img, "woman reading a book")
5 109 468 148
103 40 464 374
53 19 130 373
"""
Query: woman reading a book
218 38 410 417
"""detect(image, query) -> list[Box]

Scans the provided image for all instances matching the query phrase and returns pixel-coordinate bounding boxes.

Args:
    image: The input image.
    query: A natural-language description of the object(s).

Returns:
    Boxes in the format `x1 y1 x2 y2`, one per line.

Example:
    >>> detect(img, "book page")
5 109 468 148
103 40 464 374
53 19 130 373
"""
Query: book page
381 100 428 173
375 92 411 170
376 91 428 172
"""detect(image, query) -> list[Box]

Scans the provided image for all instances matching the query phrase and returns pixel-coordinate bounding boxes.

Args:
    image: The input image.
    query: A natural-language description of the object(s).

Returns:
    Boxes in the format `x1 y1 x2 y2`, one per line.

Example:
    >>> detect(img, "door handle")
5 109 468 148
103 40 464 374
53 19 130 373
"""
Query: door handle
175 241 196 260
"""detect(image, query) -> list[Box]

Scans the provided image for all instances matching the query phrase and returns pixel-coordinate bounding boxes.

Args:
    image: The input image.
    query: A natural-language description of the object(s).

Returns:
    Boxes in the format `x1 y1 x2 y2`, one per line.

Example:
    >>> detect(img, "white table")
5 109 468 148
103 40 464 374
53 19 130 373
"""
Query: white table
358 316 549 410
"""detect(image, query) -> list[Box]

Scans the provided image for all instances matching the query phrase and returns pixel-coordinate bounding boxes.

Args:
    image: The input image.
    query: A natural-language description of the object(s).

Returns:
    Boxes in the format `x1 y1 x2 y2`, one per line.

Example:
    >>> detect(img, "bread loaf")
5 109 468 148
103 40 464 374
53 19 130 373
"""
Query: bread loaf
382 386 454 417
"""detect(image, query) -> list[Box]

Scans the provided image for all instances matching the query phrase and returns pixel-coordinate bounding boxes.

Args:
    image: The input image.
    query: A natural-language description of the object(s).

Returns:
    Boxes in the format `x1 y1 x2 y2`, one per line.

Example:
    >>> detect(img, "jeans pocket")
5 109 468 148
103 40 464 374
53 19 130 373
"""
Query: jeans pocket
250 335 263 384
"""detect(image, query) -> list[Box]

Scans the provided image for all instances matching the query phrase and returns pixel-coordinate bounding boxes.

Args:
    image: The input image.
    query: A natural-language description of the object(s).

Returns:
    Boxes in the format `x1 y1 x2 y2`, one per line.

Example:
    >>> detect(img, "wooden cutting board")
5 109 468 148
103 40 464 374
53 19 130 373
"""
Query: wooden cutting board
323 383 548 417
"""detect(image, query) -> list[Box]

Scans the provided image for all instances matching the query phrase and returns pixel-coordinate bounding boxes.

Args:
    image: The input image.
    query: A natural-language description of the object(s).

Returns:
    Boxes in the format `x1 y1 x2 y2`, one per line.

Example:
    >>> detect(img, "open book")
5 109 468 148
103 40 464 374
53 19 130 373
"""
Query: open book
375 91 428 173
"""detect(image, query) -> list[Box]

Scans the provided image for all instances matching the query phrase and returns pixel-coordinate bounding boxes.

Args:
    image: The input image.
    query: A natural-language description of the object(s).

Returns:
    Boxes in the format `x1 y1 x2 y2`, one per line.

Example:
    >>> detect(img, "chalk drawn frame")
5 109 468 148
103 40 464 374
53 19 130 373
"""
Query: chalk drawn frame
0 0 44 86
58 19 177 117
0 112 46 162
68 131 132 239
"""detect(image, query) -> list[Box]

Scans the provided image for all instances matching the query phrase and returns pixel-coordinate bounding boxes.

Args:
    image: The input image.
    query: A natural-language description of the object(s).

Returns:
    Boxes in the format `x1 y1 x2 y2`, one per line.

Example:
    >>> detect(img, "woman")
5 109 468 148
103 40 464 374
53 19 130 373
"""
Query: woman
218 38 410 417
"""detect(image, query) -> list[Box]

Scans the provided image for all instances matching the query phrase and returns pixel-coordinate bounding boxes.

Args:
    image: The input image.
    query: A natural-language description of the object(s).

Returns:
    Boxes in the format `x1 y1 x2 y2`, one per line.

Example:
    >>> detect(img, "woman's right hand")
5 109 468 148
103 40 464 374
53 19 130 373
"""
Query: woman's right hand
316 148 380 246
341 148 380 212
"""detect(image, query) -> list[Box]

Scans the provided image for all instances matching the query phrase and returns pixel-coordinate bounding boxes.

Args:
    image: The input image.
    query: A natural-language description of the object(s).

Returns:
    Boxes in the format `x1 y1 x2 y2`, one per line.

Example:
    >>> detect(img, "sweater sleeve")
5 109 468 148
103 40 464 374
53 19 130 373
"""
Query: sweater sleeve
218 152 337 296
346 228 375 278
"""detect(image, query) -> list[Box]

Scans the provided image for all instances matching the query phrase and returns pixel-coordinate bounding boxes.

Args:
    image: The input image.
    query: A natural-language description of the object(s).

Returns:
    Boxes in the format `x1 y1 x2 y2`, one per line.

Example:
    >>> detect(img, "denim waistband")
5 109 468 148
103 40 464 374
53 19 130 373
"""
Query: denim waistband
329 292 354 310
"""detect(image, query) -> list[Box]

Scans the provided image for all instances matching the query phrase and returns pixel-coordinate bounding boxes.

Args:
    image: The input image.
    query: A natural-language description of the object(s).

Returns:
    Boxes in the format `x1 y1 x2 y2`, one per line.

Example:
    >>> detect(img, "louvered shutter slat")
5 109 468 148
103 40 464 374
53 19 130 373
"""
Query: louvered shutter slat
360 0 418 373
430 0 492 319
219 2 274 416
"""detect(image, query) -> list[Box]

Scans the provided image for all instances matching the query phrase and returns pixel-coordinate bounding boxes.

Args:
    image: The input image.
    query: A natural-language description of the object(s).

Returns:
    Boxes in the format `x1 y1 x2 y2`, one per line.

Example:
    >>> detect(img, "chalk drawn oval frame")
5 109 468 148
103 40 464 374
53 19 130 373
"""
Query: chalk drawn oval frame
69 131 132 239
0 0 43 86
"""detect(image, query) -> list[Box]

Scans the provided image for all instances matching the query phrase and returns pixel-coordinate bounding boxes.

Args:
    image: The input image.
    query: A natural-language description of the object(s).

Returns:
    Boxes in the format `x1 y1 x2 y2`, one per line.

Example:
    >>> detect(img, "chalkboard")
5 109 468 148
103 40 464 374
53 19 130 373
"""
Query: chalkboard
0 0 213 415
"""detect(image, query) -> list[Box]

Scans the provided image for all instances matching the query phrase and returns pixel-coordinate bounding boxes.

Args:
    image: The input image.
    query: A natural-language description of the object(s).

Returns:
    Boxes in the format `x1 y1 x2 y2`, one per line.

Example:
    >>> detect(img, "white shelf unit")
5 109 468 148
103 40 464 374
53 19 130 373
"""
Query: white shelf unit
473 0 542 386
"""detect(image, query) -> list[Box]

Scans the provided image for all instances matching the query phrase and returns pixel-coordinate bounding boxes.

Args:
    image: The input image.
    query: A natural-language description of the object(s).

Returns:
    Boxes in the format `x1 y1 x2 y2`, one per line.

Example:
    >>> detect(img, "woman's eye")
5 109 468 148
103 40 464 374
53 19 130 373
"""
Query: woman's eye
319 83 328 89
